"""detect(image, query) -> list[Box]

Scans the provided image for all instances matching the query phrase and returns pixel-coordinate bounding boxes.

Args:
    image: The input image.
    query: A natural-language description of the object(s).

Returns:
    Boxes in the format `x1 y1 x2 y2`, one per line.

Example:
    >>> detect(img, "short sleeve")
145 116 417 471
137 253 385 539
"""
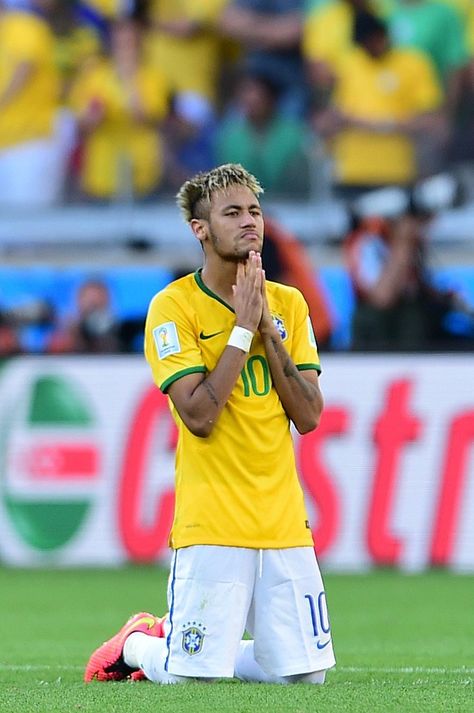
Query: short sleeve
290 288 321 373
144 290 206 392
140 67 170 120
404 51 443 113
302 6 337 63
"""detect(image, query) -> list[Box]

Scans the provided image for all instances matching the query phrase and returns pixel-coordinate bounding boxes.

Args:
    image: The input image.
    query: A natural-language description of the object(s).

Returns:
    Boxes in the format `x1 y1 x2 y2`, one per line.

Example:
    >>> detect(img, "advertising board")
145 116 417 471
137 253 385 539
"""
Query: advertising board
0 355 472 570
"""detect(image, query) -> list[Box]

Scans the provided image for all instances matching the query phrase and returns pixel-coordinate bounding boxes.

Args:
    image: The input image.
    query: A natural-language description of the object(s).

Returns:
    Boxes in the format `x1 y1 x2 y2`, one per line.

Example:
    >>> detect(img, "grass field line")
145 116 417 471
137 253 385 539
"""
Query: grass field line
1 664 474 675
341 666 474 675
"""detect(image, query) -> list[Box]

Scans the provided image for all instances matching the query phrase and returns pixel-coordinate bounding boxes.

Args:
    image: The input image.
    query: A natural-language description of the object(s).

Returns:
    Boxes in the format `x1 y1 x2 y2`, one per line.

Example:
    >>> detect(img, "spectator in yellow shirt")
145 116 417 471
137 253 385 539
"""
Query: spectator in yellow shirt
0 0 63 207
313 13 444 195
145 0 229 119
70 17 170 201
386 0 469 120
303 0 375 95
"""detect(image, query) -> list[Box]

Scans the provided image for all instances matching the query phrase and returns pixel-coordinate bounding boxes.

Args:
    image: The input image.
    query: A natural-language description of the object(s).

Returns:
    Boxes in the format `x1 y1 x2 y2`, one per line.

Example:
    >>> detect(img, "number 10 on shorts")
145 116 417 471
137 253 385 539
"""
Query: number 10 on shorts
305 592 331 644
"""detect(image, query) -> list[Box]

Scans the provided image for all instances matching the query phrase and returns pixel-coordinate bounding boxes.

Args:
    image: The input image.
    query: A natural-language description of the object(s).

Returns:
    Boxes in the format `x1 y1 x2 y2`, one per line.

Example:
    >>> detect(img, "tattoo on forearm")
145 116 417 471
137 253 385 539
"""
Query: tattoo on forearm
203 379 218 407
270 336 316 402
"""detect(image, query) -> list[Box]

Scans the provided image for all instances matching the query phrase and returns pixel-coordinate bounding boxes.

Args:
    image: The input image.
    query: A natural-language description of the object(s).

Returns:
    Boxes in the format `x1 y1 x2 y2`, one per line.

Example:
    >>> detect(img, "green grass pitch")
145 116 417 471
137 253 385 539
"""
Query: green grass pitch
1 566 473 712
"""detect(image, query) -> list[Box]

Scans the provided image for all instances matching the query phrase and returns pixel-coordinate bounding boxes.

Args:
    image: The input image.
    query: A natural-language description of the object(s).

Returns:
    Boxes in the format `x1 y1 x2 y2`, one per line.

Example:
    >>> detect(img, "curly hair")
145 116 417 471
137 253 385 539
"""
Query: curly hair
176 164 264 223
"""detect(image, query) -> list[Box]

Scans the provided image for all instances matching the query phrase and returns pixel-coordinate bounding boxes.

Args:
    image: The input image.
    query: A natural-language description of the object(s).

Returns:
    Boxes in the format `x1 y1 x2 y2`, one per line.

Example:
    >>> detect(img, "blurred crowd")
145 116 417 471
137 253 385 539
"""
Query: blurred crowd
1 0 473 355
0 0 473 206
1 193 473 356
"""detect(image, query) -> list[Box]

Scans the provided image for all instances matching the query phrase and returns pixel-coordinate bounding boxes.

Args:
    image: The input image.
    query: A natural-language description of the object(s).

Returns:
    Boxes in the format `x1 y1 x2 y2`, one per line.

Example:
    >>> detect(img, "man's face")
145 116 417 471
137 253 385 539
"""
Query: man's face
203 185 264 261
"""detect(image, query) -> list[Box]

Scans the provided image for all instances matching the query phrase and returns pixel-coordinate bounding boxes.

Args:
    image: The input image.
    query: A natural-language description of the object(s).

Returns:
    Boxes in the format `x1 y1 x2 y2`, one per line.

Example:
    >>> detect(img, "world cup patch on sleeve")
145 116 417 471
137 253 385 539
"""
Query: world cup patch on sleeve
307 316 318 348
153 322 181 359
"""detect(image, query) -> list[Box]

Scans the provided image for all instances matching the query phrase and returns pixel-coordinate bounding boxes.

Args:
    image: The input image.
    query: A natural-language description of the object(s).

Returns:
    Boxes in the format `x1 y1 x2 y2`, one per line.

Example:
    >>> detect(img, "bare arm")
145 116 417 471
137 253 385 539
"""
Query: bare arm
258 269 323 434
167 254 263 438
167 347 248 437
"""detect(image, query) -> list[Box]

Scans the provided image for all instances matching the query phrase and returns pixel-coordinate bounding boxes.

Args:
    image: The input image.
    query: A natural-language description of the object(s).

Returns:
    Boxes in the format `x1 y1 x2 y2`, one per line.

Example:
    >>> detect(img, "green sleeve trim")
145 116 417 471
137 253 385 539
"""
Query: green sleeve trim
296 362 321 374
160 366 206 393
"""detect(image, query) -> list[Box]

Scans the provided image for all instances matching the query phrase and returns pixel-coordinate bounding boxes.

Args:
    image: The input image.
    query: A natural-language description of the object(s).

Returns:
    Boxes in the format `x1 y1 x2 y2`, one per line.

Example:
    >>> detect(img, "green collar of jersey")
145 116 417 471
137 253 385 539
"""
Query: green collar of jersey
194 269 235 312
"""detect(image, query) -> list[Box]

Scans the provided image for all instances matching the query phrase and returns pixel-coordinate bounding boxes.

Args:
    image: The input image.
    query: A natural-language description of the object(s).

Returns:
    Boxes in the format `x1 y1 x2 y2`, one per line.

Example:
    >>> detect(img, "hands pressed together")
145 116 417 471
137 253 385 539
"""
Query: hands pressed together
232 251 274 336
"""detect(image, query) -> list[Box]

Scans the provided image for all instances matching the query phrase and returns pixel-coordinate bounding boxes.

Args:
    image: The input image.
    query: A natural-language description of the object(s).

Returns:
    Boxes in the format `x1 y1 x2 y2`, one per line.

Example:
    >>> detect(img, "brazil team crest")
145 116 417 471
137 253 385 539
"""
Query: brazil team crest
271 314 287 341
182 624 206 655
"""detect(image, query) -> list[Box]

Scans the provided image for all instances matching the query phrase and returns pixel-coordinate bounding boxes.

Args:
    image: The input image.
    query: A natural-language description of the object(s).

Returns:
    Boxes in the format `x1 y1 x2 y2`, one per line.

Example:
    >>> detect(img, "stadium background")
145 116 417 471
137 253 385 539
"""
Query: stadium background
0 1 473 710
0 0 473 572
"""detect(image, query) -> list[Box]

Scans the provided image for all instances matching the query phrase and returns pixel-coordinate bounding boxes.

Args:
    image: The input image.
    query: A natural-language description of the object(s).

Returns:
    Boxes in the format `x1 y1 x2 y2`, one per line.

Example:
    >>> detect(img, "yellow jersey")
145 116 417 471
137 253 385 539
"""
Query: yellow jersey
144 270 320 550
303 0 356 73
332 46 442 185
145 0 229 102
0 11 58 149
69 58 169 196
303 0 383 73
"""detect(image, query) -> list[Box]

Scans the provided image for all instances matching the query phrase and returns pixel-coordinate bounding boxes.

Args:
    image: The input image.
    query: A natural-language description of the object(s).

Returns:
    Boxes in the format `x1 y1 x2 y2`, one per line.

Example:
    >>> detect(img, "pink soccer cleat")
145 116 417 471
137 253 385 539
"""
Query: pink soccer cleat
84 612 165 682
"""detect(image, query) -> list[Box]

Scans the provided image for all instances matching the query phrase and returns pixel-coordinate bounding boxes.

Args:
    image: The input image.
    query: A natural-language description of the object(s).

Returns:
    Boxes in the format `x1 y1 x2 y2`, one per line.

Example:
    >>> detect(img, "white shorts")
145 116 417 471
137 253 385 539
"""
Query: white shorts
164 545 336 678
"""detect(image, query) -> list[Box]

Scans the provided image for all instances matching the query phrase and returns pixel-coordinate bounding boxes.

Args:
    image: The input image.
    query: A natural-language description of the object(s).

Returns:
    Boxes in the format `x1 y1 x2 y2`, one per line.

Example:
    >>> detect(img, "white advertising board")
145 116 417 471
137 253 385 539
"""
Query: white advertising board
0 355 472 570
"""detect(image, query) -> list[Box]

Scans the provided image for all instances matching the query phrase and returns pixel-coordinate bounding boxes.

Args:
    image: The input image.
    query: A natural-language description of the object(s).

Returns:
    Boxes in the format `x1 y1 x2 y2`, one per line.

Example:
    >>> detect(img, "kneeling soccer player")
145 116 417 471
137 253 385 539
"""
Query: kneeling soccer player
85 163 336 684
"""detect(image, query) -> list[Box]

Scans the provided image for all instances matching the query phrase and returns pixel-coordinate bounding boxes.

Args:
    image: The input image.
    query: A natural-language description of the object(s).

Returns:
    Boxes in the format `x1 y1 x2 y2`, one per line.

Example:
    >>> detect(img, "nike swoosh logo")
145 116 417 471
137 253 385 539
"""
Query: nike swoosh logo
103 614 157 674
123 615 157 639
200 330 224 340
316 639 331 650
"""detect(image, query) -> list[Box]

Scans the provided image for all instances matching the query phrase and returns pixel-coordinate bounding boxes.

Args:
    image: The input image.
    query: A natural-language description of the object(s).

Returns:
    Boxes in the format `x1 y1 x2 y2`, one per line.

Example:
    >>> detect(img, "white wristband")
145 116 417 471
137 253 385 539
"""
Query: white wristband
227 326 254 353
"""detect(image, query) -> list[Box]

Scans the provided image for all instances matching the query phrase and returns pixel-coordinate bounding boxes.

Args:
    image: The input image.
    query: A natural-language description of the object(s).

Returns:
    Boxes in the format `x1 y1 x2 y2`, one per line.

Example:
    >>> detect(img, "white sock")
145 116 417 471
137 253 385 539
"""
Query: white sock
123 632 189 685
234 640 326 685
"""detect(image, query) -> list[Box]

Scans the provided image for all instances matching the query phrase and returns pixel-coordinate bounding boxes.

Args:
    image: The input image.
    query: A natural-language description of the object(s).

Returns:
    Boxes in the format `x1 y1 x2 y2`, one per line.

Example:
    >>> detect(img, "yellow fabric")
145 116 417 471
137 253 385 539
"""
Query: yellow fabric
144 270 320 550
70 59 169 197
331 47 442 185
304 0 474 68
55 29 105 108
302 0 383 72
0 12 58 148
145 0 229 101
302 1 355 73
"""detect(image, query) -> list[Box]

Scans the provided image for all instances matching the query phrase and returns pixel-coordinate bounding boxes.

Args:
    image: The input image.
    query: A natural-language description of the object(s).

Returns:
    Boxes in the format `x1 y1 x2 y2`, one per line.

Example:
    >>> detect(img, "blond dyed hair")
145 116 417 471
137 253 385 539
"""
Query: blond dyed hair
176 163 264 223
